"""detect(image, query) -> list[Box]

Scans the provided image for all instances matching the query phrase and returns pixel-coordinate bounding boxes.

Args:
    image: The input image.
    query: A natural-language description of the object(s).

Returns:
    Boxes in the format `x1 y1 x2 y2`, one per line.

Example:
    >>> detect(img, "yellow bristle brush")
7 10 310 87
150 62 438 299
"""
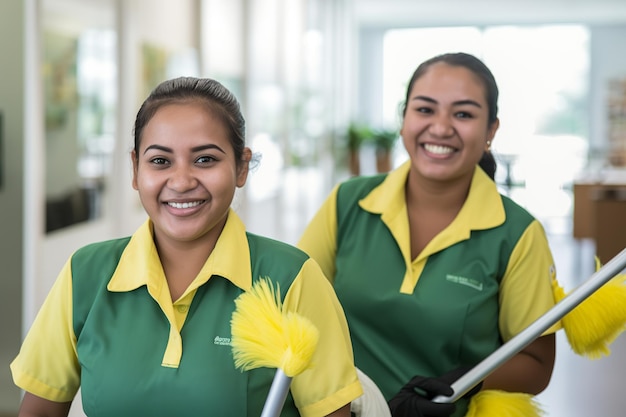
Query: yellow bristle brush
431 248 626 415
231 277 319 417
465 390 544 417
553 256 626 358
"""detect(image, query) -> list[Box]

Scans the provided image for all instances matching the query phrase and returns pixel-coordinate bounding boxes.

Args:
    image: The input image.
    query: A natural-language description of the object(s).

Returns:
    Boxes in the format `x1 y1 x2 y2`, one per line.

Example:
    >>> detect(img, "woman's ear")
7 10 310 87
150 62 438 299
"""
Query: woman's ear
236 147 252 187
486 118 500 149
131 150 139 190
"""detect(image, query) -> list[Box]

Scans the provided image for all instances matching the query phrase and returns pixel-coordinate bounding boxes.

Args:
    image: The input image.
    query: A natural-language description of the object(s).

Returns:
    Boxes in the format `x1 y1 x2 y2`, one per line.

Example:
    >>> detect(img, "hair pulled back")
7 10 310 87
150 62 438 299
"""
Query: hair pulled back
401 52 499 179
133 77 246 167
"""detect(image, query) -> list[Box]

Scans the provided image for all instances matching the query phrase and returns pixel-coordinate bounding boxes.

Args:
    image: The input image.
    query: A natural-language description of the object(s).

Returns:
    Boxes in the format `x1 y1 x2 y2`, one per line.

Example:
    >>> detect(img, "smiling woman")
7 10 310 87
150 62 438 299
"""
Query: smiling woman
298 53 561 417
381 24 590 194
11 77 362 417
131 102 248 299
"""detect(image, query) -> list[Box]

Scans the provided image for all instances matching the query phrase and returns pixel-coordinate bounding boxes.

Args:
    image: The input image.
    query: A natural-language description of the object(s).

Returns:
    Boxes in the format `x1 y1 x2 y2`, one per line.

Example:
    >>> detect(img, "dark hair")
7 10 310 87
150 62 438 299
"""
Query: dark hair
478 151 497 180
133 77 246 168
401 52 499 179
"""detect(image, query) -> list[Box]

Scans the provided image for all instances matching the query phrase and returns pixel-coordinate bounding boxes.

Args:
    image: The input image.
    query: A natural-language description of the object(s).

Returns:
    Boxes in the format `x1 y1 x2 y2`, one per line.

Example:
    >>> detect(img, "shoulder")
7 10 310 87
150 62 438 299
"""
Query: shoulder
499 194 537 228
246 232 309 264
335 173 388 212
245 232 316 295
337 173 387 197
72 237 132 267
70 237 132 284
71 237 133 334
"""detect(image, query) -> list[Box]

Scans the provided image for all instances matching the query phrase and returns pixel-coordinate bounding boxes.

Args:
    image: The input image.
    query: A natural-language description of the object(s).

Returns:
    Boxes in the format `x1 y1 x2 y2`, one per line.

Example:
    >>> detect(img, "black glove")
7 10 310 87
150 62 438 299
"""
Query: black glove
388 367 481 417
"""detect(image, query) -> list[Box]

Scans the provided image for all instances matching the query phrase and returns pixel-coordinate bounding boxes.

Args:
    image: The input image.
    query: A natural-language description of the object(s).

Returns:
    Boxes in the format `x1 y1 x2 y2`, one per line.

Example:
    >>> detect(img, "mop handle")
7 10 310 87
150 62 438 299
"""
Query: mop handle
260 369 292 417
433 247 626 403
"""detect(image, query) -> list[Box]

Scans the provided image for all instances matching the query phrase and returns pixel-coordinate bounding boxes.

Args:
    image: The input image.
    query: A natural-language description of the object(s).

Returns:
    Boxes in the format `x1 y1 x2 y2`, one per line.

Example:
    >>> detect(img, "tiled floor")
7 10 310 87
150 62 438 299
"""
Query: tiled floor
539 331 626 416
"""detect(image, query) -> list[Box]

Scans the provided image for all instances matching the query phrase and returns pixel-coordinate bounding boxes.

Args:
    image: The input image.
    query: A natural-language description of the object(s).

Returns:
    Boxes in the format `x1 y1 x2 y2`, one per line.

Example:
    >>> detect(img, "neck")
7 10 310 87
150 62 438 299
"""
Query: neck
405 168 472 213
153 217 227 301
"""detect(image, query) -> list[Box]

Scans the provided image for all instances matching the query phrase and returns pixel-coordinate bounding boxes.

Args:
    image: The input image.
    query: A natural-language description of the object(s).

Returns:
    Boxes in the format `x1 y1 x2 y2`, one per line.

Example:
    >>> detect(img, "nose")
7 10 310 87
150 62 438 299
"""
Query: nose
429 112 454 138
168 164 198 192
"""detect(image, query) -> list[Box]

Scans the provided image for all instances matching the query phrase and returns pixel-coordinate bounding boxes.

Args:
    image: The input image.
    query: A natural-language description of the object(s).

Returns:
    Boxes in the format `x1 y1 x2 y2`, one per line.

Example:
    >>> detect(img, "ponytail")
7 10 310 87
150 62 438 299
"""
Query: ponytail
478 151 497 180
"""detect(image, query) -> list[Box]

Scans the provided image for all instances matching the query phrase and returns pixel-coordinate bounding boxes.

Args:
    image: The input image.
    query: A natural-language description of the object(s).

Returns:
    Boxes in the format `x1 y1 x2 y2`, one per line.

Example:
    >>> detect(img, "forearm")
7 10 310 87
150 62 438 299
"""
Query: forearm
481 334 556 394
325 403 351 417
18 392 71 417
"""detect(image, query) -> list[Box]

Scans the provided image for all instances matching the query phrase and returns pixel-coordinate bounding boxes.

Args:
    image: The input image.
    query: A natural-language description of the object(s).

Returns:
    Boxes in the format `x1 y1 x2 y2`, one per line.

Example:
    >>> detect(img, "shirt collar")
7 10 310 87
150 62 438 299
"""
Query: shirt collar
360 159 505 236
107 208 252 293
456 166 505 231
359 160 410 215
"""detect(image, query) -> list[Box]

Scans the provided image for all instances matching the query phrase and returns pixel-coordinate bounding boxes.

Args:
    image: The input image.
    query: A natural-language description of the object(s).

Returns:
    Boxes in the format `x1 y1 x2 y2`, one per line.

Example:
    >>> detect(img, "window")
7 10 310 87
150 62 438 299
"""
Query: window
381 24 590 227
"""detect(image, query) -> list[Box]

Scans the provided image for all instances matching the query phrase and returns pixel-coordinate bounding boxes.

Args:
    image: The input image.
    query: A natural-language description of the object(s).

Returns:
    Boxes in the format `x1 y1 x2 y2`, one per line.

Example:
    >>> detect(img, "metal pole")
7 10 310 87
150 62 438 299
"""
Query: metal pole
260 369 293 417
433 247 626 403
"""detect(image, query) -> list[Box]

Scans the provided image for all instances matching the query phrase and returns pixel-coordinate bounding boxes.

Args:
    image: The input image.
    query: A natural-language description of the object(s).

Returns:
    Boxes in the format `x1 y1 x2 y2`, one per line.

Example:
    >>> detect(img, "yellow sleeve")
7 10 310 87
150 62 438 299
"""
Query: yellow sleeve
284 258 363 417
499 220 561 341
297 185 340 282
10 256 80 402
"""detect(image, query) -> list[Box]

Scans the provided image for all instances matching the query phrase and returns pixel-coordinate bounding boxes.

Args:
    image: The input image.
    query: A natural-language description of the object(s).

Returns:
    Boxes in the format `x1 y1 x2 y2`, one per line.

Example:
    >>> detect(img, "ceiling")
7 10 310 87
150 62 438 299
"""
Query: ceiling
353 0 626 28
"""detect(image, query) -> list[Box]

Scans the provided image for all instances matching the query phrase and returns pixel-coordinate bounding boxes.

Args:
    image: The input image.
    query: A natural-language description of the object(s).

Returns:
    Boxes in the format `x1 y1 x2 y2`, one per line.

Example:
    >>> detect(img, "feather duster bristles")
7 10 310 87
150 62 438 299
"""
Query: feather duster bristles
231 277 319 377
553 257 626 358
465 390 544 417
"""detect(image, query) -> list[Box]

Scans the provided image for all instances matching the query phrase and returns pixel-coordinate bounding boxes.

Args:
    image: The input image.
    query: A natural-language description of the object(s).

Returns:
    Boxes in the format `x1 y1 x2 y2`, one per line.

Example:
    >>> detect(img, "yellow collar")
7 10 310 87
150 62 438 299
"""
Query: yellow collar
106 209 252 368
359 160 505 260
107 208 252 295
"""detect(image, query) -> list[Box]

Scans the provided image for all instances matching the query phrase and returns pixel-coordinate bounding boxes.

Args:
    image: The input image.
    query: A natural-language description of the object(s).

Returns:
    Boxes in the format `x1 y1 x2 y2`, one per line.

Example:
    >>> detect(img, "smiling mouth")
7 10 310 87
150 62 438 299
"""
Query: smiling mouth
423 143 456 155
167 200 205 209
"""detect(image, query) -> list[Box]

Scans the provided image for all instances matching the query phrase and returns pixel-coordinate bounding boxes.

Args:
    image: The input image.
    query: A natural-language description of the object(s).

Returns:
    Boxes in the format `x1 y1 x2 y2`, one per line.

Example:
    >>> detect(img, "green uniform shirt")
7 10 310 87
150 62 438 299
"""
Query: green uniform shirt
11 210 362 417
299 161 559 416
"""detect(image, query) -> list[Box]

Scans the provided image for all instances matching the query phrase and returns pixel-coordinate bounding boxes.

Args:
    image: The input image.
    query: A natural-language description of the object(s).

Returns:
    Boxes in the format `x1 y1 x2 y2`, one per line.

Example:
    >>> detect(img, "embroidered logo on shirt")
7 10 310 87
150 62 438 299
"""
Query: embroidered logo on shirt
214 336 233 346
446 274 483 291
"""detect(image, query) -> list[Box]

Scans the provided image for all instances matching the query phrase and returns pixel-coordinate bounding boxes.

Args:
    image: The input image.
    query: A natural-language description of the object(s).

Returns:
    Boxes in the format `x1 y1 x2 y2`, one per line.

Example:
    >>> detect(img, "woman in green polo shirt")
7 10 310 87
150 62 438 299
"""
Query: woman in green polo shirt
298 52 559 417
11 77 362 417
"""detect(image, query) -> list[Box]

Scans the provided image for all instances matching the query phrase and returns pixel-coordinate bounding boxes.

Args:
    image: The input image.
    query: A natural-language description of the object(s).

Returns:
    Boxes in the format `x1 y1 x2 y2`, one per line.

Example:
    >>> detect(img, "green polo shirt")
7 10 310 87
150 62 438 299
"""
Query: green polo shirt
11 209 362 417
298 161 559 415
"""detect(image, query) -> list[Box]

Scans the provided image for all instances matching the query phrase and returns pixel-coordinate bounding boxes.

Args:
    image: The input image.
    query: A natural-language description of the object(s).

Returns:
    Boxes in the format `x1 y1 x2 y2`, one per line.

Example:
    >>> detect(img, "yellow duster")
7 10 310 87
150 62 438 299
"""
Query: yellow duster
466 390 544 417
230 277 319 417
553 257 626 358
463 251 626 416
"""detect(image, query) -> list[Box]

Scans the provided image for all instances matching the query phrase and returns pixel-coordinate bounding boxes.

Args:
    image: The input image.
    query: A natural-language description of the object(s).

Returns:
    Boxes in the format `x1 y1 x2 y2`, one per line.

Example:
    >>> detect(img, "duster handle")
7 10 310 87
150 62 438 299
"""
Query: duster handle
433 247 626 403
260 369 293 417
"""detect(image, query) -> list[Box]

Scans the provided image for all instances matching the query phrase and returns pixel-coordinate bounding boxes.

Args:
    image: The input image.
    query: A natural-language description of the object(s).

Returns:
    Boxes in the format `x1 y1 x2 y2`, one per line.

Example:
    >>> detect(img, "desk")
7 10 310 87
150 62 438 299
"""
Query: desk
573 179 626 264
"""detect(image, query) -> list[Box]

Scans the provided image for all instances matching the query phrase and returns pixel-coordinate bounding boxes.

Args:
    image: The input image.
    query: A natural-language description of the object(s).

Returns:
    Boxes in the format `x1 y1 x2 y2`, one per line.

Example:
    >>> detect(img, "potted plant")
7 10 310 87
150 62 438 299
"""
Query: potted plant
346 123 373 176
372 128 398 173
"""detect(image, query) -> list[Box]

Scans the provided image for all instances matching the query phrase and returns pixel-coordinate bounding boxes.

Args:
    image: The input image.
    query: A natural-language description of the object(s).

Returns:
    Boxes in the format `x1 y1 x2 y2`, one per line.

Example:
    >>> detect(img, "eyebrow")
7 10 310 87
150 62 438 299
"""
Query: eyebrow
412 95 483 109
143 144 226 155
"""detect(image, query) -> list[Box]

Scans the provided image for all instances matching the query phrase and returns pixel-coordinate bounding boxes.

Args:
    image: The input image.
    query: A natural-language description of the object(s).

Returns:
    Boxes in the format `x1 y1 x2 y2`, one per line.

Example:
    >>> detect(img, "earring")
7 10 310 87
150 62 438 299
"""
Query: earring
486 140 491 151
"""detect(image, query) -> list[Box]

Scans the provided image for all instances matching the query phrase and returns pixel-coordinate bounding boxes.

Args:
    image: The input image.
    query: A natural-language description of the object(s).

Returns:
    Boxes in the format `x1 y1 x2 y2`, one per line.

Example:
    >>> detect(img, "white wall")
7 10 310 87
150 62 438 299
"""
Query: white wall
0 1 25 413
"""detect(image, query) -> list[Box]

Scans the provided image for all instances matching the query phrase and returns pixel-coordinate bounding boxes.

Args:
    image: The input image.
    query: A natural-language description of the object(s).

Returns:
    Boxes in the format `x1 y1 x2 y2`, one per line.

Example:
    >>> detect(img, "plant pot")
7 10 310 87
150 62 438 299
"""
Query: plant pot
349 149 360 176
376 150 392 173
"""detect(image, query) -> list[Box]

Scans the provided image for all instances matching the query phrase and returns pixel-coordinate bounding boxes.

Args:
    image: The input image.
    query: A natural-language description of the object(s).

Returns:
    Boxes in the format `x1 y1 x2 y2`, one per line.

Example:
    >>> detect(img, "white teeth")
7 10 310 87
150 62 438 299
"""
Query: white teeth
424 144 454 155
168 201 203 209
